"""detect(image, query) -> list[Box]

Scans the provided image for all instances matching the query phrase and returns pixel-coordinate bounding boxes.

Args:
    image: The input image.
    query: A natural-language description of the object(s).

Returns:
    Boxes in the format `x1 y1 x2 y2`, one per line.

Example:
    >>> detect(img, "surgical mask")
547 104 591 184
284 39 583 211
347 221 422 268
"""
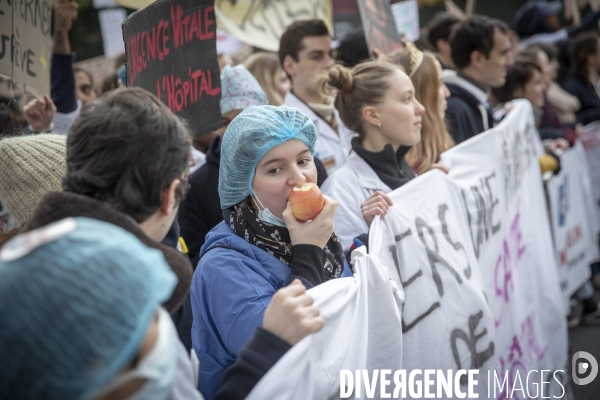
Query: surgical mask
252 193 286 227
93 308 177 400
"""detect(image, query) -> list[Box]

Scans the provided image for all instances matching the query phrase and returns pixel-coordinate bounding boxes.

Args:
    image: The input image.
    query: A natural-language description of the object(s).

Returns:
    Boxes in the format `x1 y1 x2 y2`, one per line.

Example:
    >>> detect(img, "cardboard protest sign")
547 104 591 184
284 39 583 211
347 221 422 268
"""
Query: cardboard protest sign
547 147 597 306
0 1 13 84
0 0 52 99
441 100 568 397
391 0 420 42
357 0 403 55
214 0 333 52
122 0 222 136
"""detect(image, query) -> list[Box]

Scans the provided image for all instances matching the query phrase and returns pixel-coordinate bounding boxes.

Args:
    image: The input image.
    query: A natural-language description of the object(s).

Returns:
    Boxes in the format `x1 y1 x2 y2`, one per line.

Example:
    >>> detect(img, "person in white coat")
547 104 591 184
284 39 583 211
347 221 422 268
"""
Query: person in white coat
321 61 425 251
279 19 355 175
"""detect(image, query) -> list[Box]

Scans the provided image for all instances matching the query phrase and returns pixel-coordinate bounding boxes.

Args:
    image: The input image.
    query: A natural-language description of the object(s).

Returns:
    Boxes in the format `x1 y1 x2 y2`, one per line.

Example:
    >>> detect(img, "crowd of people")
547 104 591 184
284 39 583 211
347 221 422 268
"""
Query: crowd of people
1 0 600 398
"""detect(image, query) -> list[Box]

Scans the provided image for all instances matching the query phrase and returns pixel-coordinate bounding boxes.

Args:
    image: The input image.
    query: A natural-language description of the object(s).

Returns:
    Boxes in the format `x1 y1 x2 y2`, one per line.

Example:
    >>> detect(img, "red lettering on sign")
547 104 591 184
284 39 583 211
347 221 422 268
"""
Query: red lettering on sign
156 68 220 113
365 0 387 26
171 4 215 49
558 225 583 267
127 18 170 85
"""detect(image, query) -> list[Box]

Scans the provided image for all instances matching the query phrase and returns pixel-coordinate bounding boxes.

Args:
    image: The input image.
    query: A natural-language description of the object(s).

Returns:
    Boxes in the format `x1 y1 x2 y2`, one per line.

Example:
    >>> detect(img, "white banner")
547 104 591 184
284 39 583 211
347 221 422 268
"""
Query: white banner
581 122 600 242
439 100 567 398
547 147 597 306
370 171 495 398
246 246 403 400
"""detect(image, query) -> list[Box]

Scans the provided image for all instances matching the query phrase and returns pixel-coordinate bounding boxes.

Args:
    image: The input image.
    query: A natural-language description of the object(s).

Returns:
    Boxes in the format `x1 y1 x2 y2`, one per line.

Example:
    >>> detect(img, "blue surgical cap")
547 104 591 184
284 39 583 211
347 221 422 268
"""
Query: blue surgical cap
0 217 177 400
218 105 317 209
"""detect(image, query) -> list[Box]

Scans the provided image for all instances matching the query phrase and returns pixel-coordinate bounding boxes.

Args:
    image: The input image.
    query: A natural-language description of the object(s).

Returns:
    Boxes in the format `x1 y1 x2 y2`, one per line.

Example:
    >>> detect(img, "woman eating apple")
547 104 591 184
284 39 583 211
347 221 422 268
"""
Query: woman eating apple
189 105 351 400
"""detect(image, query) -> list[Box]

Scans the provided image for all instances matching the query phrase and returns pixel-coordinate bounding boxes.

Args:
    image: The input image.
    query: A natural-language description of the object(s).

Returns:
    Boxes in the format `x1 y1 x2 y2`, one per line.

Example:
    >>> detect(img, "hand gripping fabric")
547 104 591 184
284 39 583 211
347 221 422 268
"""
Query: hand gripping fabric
0 217 177 400
218 105 317 209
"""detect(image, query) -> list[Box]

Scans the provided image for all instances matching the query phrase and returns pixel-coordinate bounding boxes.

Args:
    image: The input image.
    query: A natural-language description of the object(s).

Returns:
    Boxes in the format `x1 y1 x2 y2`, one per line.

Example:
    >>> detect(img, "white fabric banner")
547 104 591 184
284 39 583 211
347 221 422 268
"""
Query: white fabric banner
369 171 495 398
438 100 568 398
547 147 597 305
581 122 600 241
246 246 403 400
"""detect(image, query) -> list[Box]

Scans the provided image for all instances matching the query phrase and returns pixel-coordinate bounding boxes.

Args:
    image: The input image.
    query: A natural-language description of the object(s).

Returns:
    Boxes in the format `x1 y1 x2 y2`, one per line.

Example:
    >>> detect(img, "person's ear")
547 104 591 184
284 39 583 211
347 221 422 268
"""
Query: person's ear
362 105 381 129
160 179 181 215
436 39 449 54
512 87 524 99
283 55 296 79
470 50 485 69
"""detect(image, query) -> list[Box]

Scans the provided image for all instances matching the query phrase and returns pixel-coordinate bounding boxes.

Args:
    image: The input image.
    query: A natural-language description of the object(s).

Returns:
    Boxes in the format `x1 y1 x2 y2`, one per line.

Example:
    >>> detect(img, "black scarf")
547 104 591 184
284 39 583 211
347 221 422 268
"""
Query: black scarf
227 201 345 279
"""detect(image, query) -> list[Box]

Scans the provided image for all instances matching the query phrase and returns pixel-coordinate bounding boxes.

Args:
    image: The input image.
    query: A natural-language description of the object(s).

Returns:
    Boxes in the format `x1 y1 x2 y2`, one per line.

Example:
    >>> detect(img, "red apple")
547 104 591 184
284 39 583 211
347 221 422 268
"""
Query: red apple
288 183 325 221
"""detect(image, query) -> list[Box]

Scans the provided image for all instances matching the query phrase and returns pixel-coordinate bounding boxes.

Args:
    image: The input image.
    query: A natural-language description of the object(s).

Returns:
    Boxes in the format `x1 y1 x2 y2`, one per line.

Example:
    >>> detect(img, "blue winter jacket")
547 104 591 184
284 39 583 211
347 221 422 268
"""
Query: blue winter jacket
191 220 351 399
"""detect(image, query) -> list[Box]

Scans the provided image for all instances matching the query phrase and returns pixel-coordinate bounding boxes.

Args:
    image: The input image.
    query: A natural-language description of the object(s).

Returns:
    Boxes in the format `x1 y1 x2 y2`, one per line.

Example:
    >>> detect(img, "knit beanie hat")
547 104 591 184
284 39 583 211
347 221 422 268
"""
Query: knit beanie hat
220 64 268 115
0 217 177 400
0 134 67 226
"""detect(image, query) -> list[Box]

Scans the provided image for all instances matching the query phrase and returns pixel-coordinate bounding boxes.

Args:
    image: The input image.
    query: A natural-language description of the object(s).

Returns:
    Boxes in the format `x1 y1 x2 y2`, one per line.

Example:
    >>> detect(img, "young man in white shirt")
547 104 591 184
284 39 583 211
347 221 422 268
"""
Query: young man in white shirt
279 19 354 174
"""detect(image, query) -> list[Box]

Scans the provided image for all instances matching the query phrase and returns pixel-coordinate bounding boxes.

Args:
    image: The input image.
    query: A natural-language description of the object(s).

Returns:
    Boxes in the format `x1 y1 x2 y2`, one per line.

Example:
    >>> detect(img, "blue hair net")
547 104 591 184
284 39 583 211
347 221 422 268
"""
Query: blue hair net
0 217 176 400
219 105 317 209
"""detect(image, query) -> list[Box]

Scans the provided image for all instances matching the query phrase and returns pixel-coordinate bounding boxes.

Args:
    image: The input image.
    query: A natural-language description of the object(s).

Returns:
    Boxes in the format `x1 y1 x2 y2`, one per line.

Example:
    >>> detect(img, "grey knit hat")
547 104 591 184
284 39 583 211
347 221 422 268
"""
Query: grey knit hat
0 134 67 226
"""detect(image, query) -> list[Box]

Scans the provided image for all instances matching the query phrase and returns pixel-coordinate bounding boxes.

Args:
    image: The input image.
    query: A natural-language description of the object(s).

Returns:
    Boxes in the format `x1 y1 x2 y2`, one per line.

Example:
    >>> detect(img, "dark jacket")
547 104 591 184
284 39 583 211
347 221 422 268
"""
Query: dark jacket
539 98 577 145
213 327 291 400
564 70 600 125
178 136 330 269
21 191 193 313
178 136 223 268
51 53 78 114
443 70 495 144
191 221 351 398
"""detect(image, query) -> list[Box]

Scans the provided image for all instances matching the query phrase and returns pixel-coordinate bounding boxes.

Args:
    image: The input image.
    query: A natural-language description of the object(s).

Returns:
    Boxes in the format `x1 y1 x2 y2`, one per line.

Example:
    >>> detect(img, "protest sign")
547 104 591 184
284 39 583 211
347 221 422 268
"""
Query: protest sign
99 8 127 58
246 246 403 400
581 122 600 239
0 2 14 86
332 0 362 40
216 29 245 56
370 171 495 398
391 0 420 42
358 0 403 55
116 0 153 10
122 0 222 136
94 0 119 9
440 99 568 398
547 147 597 306
0 0 52 99
214 0 332 52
